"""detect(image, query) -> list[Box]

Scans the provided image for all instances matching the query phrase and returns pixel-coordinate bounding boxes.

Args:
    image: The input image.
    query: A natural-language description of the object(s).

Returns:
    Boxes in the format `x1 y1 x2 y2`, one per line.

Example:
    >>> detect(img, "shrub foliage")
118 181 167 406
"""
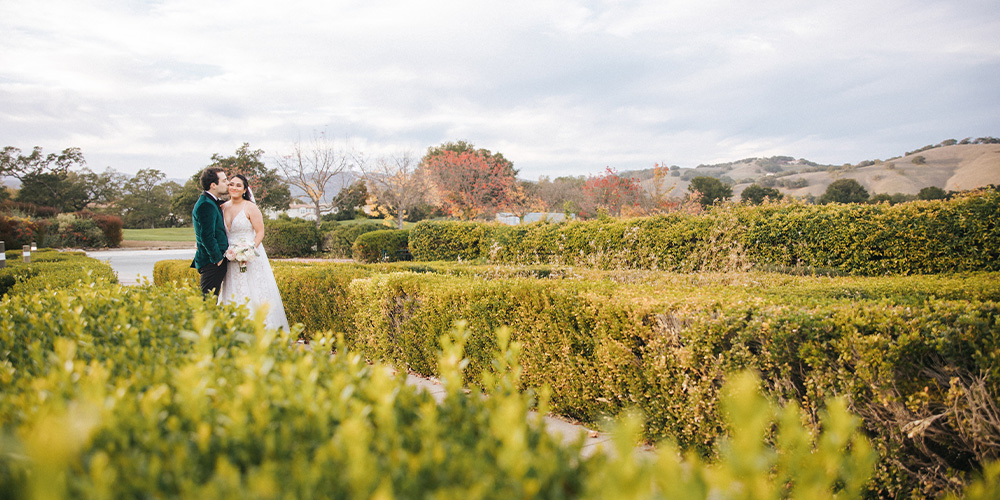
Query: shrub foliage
352 229 409 263
0 265 888 499
155 258 1000 498
262 219 321 257
321 221 386 257
410 189 1000 275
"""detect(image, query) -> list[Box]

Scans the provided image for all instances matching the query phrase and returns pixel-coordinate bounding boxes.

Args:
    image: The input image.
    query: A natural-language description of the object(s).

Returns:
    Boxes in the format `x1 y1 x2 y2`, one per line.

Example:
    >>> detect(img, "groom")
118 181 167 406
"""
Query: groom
191 167 229 296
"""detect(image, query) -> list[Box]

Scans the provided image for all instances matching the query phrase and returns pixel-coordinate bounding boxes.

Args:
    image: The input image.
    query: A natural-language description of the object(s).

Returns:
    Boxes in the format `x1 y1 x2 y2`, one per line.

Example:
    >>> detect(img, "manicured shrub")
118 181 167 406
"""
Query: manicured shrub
0 249 117 297
46 213 106 248
0 277 893 499
0 214 42 248
409 189 1000 275
409 220 486 261
152 259 199 288
153 259 1000 497
77 210 124 247
352 229 409 263
0 200 59 218
321 221 386 257
262 219 321 257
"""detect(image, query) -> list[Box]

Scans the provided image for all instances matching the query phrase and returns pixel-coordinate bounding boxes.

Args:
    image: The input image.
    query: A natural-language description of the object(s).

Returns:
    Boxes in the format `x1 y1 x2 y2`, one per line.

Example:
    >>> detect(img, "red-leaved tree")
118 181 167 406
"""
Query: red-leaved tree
582 167 644 217
423 149 523 220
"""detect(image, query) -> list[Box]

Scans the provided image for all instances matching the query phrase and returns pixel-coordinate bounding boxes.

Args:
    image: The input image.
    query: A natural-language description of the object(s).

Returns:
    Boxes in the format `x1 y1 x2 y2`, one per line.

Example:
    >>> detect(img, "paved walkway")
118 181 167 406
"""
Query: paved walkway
402 372 615 457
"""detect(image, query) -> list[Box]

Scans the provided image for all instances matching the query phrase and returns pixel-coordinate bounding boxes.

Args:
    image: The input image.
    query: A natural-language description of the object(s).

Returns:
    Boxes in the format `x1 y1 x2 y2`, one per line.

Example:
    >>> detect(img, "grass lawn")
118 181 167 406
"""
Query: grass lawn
123 227 196 241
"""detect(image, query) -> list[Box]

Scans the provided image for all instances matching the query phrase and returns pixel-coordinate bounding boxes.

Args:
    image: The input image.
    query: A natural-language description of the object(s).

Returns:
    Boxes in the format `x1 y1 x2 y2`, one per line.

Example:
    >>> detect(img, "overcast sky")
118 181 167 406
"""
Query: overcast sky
2 0 998 181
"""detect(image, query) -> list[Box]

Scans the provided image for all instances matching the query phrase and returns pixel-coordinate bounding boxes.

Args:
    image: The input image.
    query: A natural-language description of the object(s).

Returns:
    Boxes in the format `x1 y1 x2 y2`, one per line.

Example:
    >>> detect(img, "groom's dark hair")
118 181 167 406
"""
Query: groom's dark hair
200 167 226 191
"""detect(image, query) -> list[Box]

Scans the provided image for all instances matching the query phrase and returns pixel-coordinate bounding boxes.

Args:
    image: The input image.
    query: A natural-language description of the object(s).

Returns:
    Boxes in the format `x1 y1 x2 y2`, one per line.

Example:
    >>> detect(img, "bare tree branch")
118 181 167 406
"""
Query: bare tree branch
357 151 426 229
273 132 353 229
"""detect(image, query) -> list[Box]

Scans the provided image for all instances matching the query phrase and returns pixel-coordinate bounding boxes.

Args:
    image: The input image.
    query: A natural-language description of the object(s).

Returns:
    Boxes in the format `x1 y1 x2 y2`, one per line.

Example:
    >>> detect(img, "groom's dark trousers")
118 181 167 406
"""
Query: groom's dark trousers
199 259 228 296
191 192 230 297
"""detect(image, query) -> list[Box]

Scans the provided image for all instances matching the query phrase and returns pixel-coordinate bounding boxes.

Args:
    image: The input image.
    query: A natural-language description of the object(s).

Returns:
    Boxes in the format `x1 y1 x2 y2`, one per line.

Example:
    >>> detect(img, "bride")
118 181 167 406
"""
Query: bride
218 174 290 331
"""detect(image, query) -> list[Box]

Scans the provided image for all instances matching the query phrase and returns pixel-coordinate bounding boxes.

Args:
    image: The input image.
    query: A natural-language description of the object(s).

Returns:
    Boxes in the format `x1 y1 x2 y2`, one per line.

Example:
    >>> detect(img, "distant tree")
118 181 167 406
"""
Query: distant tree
15 170 89 211
818 178 869 204
118 169 173 228
535 175 586 214
171 176 203 226
741 184 783 205
359 152 427 229
1 146 84 181
330 180 370 220
582 167 644 217
911 155 926 165
275 132 354 229
917 186 948 200
2 146 97 211
688 176 732 208
169 143 290 224
208 143 291 212
81 167 128 207
869 193 913 205
421 142 523 220
647 163 684 211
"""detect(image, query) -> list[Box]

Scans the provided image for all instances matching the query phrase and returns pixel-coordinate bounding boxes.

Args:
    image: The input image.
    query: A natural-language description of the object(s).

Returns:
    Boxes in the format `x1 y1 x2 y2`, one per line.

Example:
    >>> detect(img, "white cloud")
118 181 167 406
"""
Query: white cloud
1 0 998 181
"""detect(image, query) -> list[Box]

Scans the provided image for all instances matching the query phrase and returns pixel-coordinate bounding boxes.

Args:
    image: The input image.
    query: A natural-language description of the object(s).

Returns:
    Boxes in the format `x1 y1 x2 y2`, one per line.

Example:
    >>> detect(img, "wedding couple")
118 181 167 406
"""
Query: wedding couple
191 167 289 331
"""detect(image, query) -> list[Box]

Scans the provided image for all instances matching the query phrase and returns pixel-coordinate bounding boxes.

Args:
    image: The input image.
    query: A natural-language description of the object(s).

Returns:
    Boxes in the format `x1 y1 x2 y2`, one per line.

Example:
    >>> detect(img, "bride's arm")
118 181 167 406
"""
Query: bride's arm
248 204 266 248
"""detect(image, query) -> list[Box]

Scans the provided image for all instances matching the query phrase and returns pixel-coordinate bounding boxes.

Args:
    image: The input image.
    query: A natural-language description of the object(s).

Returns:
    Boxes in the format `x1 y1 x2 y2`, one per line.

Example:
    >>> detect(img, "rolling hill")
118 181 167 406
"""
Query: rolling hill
625 140 1000 200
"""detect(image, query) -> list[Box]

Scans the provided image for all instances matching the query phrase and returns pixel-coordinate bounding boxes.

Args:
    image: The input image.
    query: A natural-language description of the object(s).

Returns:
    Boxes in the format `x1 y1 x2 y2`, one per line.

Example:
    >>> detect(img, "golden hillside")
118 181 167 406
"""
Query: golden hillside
780 144 1000 198
632 142 1000 199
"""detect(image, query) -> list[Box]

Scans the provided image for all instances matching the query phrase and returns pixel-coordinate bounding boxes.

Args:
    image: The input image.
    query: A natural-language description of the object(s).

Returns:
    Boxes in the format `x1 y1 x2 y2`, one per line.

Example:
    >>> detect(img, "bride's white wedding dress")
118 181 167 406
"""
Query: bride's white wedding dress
218 206 290 331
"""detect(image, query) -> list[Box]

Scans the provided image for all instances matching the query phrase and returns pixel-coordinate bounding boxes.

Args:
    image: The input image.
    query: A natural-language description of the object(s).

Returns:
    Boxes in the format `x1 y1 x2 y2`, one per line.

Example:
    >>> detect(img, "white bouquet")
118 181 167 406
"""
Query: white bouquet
225 240 259 273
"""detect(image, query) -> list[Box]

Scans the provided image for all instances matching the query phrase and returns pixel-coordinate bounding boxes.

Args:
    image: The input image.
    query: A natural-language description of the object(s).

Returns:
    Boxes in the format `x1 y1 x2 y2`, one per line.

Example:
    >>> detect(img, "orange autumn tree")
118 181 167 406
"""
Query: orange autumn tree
422 142 523 220
581 167 644 217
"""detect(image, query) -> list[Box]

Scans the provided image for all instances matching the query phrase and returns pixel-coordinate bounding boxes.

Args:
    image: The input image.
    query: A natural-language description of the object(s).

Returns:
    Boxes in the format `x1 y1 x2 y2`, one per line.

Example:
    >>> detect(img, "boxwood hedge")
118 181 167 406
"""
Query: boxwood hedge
410 189 1000 275
2 257 889 499
154 258 1000 498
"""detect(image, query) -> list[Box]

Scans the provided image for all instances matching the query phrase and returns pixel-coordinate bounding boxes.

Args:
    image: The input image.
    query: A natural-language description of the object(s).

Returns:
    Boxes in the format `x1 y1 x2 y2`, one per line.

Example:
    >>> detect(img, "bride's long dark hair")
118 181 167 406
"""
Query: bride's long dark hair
232 174 255 203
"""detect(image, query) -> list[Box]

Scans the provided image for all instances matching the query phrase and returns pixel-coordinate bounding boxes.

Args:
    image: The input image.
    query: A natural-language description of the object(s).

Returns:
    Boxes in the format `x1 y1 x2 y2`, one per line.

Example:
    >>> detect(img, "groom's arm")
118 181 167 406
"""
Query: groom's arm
194 202 225 265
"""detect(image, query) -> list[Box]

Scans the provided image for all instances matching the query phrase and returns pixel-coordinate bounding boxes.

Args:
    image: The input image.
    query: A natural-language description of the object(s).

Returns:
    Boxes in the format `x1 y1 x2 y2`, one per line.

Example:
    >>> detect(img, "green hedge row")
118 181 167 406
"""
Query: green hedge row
0 249 117 297
410 190 1000 275
353 229 409 263
262 219 321 257
1 268 890 499
322 221 387 257
1 211 123 249
154 259 1000 498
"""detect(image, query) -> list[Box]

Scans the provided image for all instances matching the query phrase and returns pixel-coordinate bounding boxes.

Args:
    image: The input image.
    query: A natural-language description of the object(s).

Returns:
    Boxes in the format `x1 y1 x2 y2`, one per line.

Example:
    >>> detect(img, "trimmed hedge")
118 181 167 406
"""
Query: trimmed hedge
410 190 1000 275
0 214 45 249
1 278 890 498
77 210 124 247
1 211 123 249
321 221 386 257
352 229 410 263
0 249 117 297
154 259 1000 498
262 219 321 257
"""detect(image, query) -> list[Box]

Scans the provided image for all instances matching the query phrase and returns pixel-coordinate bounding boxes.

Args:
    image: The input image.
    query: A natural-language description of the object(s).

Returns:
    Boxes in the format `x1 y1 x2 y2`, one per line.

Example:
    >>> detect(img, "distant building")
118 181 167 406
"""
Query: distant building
495 212 574 226
266 203 336 221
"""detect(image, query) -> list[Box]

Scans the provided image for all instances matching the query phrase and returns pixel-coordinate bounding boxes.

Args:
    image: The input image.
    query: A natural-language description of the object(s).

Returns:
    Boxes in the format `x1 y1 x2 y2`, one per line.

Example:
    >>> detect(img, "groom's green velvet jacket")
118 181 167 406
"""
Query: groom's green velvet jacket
191 193 229 270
